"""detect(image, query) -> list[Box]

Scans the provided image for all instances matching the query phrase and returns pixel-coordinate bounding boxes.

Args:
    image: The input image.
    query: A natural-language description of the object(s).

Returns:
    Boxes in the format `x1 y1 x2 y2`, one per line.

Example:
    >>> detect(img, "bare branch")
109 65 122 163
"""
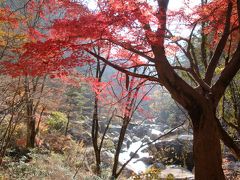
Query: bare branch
87 50 159 82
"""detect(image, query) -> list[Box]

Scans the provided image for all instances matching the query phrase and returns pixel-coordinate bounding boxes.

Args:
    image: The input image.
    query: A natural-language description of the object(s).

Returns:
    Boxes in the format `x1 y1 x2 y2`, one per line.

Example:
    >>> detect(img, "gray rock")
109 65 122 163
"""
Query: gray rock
142 135 150 144
102 151 114 165
128 123 137 130
148 162 165 170
148 129 163 141
132 136 141 142
132 126 149 139
140 146 149 153
126 139 132 149
130 152 140 158
150 136 194 171
134 157 155 166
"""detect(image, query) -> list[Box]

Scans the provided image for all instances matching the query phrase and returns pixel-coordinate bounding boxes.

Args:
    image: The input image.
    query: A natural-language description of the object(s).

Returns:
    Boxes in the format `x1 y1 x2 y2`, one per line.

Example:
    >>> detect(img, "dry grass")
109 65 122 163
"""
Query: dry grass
0 132 101 180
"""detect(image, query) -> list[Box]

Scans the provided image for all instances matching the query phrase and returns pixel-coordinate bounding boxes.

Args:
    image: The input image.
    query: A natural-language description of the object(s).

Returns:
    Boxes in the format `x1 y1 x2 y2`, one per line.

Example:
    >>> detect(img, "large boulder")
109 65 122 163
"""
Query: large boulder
127 122 138 130
102 151 114 165
149 135 194 171
132 126 149 139
108 125 122 134
132 136 141 143
148 129 163 141
142 135 151 144
130 152 140 159
134 156 155 166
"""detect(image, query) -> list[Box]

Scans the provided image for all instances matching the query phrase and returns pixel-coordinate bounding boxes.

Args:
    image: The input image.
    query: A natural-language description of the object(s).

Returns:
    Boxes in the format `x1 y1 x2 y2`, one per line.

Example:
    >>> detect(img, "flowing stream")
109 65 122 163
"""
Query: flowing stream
117 131 195 179
119 141 150 173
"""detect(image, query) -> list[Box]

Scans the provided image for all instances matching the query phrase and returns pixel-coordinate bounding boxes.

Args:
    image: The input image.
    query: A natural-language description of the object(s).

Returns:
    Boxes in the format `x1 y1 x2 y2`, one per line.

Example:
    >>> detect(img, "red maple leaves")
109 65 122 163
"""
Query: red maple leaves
1 0 238 84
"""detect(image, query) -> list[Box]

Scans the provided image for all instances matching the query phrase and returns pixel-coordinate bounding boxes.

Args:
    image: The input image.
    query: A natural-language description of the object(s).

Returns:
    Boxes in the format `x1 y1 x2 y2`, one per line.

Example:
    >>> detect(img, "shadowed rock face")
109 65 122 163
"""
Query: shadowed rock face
149 136 194 171
130 152 140 159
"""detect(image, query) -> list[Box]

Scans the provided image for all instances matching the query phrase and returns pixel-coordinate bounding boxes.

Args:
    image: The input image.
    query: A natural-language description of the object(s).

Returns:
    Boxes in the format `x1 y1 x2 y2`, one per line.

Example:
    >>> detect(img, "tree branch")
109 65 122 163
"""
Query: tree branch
104 39 155 63
217 117 240 159
87 50 159 82
204 2 233 85
212 43 240 106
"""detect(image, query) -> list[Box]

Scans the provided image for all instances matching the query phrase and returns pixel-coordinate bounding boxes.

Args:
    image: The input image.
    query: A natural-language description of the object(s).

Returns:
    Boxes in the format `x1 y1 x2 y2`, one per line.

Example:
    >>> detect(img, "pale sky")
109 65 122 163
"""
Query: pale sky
86 0 199 37
169 0 185 10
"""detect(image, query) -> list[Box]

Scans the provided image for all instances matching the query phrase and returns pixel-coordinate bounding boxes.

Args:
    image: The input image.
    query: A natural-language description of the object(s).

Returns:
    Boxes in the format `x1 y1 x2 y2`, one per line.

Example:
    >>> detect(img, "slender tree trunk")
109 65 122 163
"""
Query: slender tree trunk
190 107 225 180
65 112 70 136
91 96 101 175
111 120 129 179
94 149 101 175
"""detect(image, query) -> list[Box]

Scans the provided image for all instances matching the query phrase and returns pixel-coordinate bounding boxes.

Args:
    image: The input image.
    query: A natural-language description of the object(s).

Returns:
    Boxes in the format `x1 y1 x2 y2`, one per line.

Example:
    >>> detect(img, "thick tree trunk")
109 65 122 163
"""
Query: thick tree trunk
26 118 36 148
26 100 36 148
190 109 225 180
24 76 36 148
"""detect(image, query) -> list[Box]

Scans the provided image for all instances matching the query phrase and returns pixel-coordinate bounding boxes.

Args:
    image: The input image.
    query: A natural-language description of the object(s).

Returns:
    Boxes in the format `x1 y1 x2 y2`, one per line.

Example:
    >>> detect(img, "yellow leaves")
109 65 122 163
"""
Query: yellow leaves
0 29 27 50
0 30 10 46
15 34 27 41
0 5 30 58
215 64 224 74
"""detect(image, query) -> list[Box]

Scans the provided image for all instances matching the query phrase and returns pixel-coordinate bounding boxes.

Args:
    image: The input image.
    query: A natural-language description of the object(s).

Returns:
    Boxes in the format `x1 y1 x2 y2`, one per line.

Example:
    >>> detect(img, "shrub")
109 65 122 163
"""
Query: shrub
166 173 175 180
46 111 67 132
131 166 161 180
103 139 115 150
